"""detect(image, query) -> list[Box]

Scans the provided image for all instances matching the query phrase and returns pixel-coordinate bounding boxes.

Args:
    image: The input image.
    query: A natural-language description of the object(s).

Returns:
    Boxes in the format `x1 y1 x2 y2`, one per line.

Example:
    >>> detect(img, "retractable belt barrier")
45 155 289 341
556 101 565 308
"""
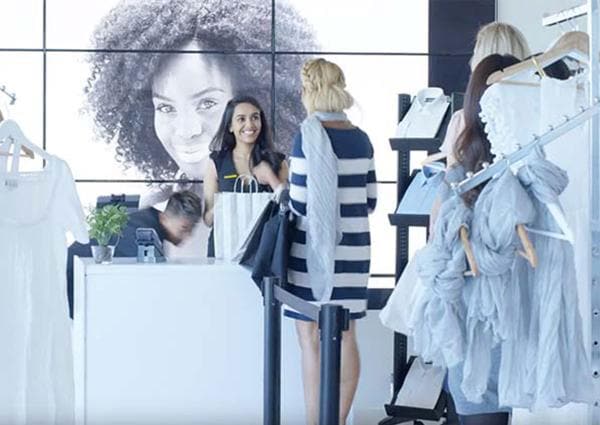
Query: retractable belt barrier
262 276 350 425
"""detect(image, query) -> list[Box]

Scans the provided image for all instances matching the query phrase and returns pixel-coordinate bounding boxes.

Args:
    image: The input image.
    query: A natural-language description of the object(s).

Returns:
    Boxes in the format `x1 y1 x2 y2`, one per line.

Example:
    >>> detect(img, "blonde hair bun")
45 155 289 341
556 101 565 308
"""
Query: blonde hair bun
301 58 354 114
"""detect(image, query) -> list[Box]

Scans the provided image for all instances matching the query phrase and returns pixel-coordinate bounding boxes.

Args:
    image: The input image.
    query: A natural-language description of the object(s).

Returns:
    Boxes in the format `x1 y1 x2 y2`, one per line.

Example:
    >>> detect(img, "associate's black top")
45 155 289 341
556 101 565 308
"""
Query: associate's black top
66 207 167 318
209 149 285 192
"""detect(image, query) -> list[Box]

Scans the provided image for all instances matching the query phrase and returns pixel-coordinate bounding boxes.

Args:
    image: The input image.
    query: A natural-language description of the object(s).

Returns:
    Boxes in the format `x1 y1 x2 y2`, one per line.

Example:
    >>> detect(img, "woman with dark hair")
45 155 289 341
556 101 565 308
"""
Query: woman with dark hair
203 96 288 256
437 23 531 167
85 0 315 208
452 54 520 205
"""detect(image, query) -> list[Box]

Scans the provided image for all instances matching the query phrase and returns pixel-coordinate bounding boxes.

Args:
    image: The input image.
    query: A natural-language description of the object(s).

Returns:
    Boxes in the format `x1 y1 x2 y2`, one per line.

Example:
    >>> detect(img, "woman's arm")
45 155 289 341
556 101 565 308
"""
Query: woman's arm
252 158 289 191
441 110 464 168
277 160 289 188
202 159 219 227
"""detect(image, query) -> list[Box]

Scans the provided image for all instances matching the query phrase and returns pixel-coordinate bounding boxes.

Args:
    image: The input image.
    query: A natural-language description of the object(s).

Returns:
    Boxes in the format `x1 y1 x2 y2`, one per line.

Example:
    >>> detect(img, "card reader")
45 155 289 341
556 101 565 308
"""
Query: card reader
135 227 166 263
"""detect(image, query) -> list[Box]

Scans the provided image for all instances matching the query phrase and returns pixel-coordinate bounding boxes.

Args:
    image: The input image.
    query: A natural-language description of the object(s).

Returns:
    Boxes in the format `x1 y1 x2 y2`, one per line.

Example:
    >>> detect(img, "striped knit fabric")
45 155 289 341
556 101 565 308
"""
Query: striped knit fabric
285 127 377 320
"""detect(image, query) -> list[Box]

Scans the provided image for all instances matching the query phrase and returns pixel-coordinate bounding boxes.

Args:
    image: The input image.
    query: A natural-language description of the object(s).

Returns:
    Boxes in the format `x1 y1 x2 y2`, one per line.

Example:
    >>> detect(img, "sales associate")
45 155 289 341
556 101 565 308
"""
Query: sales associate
66 190 203 317
203 95 289 257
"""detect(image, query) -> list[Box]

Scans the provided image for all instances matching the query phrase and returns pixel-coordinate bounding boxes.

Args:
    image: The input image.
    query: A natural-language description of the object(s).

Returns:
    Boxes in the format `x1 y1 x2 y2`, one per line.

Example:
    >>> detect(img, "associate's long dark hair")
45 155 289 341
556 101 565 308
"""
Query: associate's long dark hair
210 95 283 173
454 54 520 205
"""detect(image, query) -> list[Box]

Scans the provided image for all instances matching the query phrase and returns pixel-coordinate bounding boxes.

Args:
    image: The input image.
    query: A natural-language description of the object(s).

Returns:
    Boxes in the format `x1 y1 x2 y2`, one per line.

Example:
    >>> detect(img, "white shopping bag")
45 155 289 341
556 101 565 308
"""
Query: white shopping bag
380 250 423 335
213 175 273 261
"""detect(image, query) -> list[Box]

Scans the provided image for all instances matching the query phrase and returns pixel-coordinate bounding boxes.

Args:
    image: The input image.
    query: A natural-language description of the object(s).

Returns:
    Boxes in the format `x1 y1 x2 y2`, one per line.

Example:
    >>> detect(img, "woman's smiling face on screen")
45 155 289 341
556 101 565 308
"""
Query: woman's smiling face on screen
152 41 233 179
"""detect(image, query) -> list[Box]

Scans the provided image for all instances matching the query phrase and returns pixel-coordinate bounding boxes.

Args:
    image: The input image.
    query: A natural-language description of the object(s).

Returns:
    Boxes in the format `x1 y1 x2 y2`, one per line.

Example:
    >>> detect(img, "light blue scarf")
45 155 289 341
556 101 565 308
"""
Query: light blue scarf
300 111 347 302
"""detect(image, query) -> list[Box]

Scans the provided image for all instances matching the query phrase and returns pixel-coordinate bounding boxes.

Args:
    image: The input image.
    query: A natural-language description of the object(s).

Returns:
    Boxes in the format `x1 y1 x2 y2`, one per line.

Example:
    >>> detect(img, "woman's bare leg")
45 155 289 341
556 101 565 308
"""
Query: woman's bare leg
296 320 320 425
296 320 361 425
339 322 360 424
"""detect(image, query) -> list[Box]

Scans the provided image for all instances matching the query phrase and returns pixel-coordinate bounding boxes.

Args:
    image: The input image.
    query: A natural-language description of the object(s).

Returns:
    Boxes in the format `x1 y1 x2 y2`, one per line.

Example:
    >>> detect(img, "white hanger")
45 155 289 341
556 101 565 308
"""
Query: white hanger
0 119 49 162
505 152 576 244
0 106 34 159
0 138 34 159
524 203 575 243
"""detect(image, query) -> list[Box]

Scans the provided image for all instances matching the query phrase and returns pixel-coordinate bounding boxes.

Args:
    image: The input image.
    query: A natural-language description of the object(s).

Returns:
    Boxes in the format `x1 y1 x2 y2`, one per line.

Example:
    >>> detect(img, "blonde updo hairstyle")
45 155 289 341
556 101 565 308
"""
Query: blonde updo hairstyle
301 58 354 114
470 22 530 71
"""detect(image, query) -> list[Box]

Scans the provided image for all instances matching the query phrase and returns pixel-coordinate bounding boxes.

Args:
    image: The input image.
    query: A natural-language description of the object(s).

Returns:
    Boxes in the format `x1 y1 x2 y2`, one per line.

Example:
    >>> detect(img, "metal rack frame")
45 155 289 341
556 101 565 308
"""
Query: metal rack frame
543 3 588 27
453 102 600 195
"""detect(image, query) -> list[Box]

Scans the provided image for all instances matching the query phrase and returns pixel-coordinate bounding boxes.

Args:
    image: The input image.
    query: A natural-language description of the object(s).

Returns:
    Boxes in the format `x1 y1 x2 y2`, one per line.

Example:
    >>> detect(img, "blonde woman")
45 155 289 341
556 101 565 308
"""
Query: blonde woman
286 58 377 425
440 22 531 167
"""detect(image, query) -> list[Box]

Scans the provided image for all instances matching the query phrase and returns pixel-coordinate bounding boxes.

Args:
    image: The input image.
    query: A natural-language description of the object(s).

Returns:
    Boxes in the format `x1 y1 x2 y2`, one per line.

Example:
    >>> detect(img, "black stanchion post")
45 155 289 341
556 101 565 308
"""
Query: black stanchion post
263 277 282 425
318 304 349 425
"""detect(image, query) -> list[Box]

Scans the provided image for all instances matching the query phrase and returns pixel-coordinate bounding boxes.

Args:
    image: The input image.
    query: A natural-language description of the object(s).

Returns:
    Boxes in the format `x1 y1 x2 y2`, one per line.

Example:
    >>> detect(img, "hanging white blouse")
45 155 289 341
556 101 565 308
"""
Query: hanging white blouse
479 82 574 243
0 154 88 424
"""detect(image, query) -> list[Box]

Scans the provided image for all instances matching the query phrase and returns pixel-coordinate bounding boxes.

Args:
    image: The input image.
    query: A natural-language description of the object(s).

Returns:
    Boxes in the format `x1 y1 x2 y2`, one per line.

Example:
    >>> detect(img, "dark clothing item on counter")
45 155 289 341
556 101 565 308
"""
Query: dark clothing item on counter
66 208 167 318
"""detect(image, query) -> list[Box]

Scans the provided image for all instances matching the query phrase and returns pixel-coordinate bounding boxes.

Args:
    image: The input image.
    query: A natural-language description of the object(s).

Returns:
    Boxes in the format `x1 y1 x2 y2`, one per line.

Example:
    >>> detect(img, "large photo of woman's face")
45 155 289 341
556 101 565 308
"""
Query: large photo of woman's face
2 0 428 283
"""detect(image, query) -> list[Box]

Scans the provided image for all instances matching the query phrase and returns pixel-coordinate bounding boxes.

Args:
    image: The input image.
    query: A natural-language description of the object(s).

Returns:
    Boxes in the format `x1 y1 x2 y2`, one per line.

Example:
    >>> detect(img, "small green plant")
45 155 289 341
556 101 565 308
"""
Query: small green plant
87 204 129 246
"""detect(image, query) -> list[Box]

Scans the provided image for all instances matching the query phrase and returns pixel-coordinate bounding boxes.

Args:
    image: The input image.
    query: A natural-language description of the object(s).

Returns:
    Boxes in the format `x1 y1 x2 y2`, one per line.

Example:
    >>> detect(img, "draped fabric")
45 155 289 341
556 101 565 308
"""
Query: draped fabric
388 75 592 412
300 111 346 301
410 166 470 368
461 170 536 403
479 79 592 408
505 155 593 408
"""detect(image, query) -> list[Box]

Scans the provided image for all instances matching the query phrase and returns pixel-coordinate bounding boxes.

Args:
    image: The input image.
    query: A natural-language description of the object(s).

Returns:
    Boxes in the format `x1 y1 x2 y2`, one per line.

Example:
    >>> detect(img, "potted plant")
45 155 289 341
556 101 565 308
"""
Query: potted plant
87 204 129 264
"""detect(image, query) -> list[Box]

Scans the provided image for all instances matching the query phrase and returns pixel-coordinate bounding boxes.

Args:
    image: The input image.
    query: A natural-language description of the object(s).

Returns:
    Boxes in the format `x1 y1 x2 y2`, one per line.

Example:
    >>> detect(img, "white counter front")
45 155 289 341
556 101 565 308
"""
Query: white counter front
73 258 393 425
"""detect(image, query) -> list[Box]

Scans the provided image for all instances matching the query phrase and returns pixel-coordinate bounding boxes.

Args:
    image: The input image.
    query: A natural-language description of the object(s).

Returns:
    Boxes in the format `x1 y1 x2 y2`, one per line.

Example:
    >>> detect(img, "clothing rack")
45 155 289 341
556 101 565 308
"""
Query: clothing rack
457 2 600 422
453 100 600 195
543 3 588 27
379 93 460 425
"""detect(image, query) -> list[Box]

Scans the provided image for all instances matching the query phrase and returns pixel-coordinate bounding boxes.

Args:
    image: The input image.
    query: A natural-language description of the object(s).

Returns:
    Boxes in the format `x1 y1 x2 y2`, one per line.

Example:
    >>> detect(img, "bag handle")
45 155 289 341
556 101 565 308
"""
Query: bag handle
234 174 259 193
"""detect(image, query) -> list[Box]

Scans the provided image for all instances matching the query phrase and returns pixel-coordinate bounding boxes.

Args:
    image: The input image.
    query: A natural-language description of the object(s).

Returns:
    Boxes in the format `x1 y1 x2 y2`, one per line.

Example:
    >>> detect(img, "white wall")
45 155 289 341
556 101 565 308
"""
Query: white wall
498 0 588 52
498 2 592 424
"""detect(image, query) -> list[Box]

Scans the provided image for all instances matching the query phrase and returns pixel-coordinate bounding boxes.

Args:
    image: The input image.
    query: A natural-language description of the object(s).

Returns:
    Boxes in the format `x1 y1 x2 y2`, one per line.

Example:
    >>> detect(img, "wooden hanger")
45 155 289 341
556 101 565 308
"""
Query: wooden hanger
460 225 479 277
459 223 538 277
516 224 538 268
487 31 589 85
0 112 34 159
0 143 34 159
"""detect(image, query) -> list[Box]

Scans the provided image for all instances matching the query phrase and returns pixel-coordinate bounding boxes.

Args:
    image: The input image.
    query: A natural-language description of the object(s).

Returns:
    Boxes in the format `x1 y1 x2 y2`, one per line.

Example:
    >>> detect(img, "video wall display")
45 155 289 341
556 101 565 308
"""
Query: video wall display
1 0 430 286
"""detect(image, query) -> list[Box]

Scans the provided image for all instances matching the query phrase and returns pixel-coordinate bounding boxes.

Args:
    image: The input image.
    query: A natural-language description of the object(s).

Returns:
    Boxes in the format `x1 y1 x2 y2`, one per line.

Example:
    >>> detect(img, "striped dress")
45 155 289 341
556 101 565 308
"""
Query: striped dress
285 127 377 320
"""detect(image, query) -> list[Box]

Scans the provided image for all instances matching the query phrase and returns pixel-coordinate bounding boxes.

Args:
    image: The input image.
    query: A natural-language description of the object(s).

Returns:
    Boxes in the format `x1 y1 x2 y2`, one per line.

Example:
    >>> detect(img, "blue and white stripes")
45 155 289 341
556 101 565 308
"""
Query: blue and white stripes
286 127 377 320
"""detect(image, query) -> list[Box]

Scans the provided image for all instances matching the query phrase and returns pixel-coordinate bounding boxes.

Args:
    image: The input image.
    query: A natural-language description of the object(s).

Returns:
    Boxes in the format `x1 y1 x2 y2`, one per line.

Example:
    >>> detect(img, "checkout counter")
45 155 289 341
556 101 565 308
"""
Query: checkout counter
73 258 393 424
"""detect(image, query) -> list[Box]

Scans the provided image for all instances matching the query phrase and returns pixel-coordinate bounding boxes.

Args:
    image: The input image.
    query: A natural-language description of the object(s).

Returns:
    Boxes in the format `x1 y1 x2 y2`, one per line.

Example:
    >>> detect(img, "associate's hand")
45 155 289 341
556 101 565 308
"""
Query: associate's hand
252 161 280 189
